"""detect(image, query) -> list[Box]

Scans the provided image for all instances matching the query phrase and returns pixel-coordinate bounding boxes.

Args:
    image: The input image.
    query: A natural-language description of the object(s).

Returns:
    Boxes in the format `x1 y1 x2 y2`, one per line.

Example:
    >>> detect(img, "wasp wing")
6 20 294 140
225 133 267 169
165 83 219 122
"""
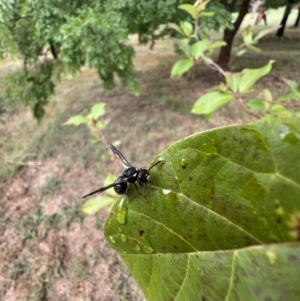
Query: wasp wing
110 144 132 168
82 180 125 198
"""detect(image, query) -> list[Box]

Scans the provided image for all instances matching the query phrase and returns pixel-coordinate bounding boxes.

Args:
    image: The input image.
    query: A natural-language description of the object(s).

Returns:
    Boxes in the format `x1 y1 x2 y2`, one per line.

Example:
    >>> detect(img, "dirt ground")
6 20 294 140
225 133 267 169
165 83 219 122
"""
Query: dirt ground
1 26 299 301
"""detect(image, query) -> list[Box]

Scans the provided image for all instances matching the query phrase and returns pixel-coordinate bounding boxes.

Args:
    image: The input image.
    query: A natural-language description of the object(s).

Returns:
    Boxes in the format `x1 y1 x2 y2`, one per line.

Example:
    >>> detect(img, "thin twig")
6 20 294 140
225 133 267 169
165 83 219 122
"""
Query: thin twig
200 54 226 77
236 96 261 119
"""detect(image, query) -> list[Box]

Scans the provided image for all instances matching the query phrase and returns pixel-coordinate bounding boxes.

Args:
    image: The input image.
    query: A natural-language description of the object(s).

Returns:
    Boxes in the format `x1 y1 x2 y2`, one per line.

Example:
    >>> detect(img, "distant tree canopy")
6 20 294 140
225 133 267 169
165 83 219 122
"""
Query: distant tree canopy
0 0 297 118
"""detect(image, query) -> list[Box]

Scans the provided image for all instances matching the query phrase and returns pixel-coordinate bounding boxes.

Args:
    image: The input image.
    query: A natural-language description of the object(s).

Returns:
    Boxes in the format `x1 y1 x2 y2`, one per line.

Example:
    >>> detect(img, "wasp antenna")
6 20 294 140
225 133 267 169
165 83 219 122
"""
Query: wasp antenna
148 160 161 171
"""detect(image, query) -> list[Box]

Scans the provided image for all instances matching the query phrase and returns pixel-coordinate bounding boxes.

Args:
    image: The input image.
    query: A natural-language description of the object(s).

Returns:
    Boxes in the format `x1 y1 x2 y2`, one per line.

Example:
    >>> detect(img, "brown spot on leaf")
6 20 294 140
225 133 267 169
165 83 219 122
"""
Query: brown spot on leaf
139 229 145 237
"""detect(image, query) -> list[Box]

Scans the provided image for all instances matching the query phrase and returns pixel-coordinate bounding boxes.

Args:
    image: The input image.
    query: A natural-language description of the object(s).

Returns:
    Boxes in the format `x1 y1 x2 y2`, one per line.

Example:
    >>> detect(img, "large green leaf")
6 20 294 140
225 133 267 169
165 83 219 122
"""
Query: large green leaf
105 118 300 301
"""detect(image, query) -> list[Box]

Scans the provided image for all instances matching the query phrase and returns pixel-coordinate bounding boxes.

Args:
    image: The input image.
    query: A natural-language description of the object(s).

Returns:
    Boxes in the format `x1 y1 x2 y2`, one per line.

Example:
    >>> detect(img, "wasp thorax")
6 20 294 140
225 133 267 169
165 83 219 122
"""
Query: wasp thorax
123 167 139 183
137 168 149 185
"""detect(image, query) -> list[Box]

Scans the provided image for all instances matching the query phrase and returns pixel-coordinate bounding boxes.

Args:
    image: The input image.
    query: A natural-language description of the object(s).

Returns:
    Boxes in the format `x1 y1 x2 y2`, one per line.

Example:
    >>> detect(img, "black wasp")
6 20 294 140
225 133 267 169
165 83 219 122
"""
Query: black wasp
82 144 161 198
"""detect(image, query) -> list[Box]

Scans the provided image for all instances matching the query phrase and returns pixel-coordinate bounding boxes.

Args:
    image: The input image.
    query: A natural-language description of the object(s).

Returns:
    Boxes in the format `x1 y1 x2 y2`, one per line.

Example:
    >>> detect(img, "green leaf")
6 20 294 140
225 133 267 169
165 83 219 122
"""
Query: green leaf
225 72 241 93
104 173 118 197
81 196 115 214
63 115 90 126
178 4 197 19
237 49 247 57
89 102 106 120
191 91 233 115
282 78 299 96
249 45 261 53
190 40 208 59
105 118 300 301
254 25 282 42
247 98 268 110
179 21 193 37
201 11 214 17
177 38 190 57
239 60 274 93
171 59 193 77
168 23 183 35
210 41 227 49
271 105 293 117
242 27 253 45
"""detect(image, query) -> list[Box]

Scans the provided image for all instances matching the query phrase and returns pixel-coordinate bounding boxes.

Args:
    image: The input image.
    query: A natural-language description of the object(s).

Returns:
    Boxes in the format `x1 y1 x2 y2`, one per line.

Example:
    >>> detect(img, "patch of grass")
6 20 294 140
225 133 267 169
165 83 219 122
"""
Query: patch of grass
39 176 61 196
72 259 87 279
8 261 30 280
95 215 105 229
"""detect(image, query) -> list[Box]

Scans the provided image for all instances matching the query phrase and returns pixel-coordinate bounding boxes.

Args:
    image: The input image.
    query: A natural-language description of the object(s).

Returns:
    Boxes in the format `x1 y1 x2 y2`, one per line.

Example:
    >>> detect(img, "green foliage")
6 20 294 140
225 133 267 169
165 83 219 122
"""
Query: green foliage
64 102 109 143
169 1 300 119
0 0 234 118
105 117 300 301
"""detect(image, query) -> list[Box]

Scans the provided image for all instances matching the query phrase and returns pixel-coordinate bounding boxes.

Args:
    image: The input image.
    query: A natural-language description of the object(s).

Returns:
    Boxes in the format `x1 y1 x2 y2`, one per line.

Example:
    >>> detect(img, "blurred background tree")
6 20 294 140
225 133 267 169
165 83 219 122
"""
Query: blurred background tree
0 0 299 118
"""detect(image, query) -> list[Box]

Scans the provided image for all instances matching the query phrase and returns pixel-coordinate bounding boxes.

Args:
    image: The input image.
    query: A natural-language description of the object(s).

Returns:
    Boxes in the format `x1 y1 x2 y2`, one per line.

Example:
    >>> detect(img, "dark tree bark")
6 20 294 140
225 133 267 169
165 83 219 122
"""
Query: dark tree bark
294 6 300 27
276 0 295 37
217 0 251 67
49 42 59 59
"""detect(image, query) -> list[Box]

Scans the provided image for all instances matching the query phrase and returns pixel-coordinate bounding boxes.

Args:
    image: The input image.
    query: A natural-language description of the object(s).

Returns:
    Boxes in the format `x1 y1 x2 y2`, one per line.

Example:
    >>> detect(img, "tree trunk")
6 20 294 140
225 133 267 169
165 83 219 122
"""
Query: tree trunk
217 0 251 67
276 1 294 37
294 6 300 27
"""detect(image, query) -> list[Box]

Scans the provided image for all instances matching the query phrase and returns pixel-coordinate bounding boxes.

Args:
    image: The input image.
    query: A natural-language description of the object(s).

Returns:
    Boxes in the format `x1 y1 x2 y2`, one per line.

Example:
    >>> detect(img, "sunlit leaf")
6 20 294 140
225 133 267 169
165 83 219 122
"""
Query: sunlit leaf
254 25 282 42
178 4 197 18
225 72 241 93
89 102 106 120
190 40 209 59
191 91 233 115
81 196 115 214
282 78 299 96
210 41 227 49
171 59 193 77
179 21 193 37
63 115 90 126
239 60 274 93
168 23 183 35
247 98 268 110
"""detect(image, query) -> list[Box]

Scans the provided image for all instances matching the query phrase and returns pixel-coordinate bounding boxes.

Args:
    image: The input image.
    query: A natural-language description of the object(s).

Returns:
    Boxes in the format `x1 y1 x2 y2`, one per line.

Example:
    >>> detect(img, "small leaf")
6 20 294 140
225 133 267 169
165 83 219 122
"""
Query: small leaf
242 27 253 45
178 4 197 18
201 11 214 17
225 72 241 93
168 23 183 35
190 40 208 59
171 59 193 77
237 49 247 57
179 21 193 37
90 103 106 120
260 89 273 101
254 25 282 42
178 38 190 57
249 45 261 53
247 98 268 110
271 105 293 117
278 92 300 102
239 60 274 93
104 174 118 197
282 78 299 95
210 41 227 49
191 91 233 115
63 115 90 126
81 196 115 214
